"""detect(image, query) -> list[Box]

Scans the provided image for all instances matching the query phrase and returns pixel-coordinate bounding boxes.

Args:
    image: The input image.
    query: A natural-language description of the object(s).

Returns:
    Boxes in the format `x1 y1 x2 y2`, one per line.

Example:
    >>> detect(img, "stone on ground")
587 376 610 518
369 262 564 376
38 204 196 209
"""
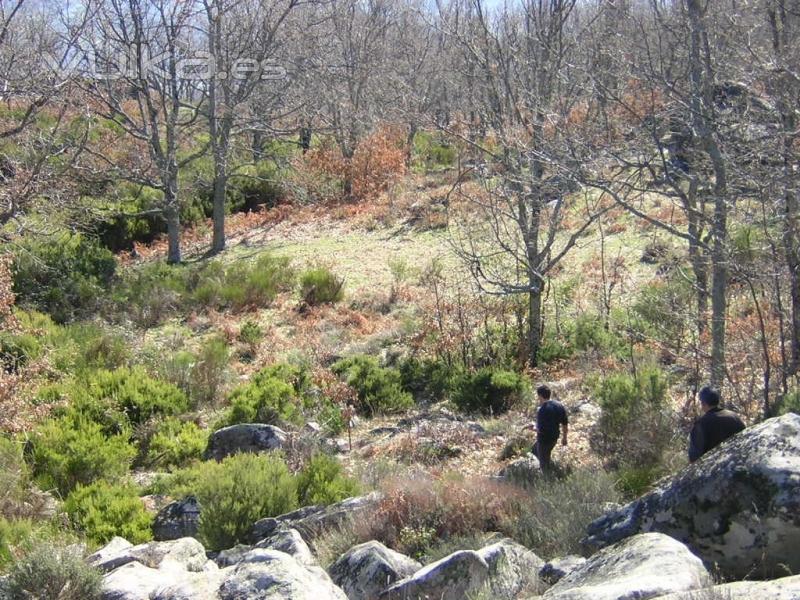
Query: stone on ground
584 414 800 579
328 540 421 600
651 574 800 600
379 550 490 600
543 532 711 600
204 423 287 461
152 496 201 541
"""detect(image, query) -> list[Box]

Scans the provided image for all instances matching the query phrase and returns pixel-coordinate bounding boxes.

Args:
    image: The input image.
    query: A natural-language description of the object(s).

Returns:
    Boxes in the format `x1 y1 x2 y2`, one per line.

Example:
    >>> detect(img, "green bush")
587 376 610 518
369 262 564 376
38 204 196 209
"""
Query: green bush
216 254 295 311
572 314 622 353
0 437 30 518
12 234 116 323
300 267 344 306
148 418 208 469
238 320 263 346
774 390 800 416
5 540 102 600
595 366 673 466
64 480 153 545
0 518 35 570
29 418 136 495
615 463 668 500
399 357 462 402
0 332 41 372
451 367 529 415
194 453 298 551
297 454 359 506
332 355 414 417
220 372 302 429
190 336 230 406
84 367 188 426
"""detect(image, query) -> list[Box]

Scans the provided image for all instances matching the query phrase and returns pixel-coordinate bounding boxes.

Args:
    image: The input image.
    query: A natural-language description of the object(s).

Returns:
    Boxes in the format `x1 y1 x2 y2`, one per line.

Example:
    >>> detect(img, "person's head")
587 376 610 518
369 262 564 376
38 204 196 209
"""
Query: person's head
537 385 552 404
698 386 721 412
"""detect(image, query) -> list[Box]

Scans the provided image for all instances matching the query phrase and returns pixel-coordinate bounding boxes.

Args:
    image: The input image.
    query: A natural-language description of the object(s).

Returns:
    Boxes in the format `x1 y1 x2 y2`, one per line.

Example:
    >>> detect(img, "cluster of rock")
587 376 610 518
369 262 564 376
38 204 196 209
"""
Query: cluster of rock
88 413 800 600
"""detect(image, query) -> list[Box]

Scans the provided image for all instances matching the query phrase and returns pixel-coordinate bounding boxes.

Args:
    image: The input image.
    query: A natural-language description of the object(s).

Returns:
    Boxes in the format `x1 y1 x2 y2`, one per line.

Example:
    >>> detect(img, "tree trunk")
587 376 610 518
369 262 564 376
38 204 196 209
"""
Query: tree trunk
211 167 227 254
528 285 542 368
164 196 181 264
406 121 418 168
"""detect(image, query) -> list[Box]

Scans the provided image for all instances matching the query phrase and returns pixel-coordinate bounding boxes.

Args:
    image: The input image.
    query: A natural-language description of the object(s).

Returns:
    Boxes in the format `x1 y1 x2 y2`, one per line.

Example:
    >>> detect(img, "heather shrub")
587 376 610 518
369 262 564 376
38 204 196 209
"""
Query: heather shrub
147 418 208 469
300 267 344 306
29 418 136 495
12 234 116 324
398 357 462 403
193 453 298 551
332 355 414 416
64 480 153 545
220 373 301 428
5 541 102 600
595 366 674 467
501 469 621 558
189 336 230 406
216 254 295 311
296 454 359 506
0 332 41 372
451 367 529 415
774 390 800 416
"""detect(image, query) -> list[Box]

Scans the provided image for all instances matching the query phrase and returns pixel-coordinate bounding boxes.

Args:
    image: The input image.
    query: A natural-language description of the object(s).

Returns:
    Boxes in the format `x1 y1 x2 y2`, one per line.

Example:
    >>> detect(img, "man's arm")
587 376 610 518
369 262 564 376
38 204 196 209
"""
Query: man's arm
688 422 703 463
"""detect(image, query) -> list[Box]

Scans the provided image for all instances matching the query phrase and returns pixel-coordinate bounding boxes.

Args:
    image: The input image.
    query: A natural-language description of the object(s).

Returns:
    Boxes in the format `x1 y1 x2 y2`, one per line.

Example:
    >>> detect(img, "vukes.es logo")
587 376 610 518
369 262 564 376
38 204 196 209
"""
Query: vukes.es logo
43 46 286 82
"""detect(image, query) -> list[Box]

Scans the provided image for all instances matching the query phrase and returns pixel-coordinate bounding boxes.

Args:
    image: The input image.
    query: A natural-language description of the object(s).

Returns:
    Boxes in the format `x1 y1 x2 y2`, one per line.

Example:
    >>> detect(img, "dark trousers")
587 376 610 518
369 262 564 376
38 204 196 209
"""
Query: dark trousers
534 436 558 472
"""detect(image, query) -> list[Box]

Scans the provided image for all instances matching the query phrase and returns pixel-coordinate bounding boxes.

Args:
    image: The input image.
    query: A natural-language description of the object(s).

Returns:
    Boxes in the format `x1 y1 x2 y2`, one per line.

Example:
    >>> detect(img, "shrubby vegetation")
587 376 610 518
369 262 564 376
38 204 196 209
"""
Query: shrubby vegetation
28 418 136 496
147 418 208 469
300 266 345 306
296 453 359 506
332 355 414 416
4 541 102 600
64 480 153 545
451 367 529 415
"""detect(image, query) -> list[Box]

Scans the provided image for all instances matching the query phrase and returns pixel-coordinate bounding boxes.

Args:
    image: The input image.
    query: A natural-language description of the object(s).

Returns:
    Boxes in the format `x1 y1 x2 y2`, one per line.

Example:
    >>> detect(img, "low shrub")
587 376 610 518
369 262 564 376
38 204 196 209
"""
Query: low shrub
0 332 41 372
189 336 230 406
502 468 621 558
615 463 668 500
193 453 298 551
29 417 136 495
0 437 27 518
451 367 529 415
12 234 116 324
220 372 301 429
215 254 295 311
332 355 414 416
398 357 461 402
238 320 263 347
85 367 188 426
147 418 208 470
64 480 153 545
296 454 359 506
5 540 102 600
300 267 344 306
774 390 800 416
595 366 674 467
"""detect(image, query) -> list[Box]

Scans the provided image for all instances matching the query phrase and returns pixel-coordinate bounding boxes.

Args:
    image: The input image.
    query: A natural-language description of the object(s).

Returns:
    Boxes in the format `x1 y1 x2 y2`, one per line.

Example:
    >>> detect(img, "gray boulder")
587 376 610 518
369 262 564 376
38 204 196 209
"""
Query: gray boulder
379 551 490 600
539 555 587 585
250 493 381 543
329 541 421 600
543 532 711 600
204 423 287 461
218 549 346 600
90 537 208 574
476 538 545 598
652 574 800 600
255 528 317 566
498 454 541 486
101 560 221 600
153 497 201 541
584 414 800 579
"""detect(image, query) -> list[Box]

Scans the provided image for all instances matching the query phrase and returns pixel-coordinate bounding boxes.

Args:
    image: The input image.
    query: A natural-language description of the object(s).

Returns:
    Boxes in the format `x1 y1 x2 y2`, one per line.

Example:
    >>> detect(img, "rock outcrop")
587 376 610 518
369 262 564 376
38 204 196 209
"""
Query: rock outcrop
498 454 541 486
204 423 286 461
94 536 347 600
379 550 490 600
476 539 544 598
249 492 381 543
329 541 421 600
543 533 711 600
152 497 201 541
584 414 800 579
652 574 800 600
539 555 587 585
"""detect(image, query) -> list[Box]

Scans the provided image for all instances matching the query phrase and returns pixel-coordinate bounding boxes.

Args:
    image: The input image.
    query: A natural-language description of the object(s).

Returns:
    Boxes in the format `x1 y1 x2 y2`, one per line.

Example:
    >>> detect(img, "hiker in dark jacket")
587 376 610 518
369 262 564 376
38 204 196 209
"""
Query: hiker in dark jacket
523 385 568 472
688 386 745 463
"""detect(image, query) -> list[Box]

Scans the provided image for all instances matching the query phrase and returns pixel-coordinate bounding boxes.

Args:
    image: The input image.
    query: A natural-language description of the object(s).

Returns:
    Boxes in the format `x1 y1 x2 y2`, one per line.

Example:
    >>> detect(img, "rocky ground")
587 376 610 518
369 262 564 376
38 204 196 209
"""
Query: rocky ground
30 412 798 600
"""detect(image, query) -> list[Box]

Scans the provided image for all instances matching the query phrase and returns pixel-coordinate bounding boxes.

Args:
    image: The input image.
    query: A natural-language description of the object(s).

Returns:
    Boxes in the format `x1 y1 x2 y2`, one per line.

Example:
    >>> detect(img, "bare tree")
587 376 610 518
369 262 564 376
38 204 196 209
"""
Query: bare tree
78 0 204 263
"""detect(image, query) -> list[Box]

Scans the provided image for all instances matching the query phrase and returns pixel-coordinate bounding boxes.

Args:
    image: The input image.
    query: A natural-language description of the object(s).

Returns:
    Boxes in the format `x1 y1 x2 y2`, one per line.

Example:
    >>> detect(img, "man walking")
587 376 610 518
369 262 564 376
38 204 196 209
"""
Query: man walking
688 386 745 463
524 385 568 472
